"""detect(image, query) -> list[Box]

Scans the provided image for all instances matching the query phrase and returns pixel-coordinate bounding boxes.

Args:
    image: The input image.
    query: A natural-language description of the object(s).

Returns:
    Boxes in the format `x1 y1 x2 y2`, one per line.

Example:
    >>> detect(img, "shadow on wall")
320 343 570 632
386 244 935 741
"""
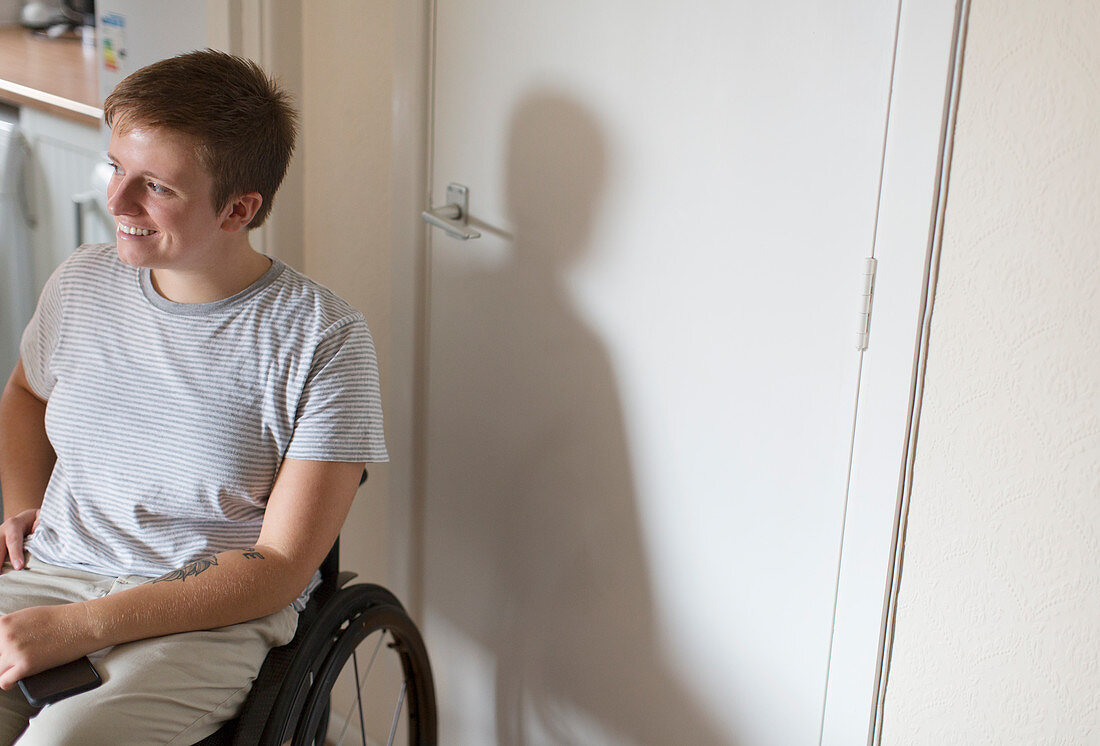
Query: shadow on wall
425 92 735 745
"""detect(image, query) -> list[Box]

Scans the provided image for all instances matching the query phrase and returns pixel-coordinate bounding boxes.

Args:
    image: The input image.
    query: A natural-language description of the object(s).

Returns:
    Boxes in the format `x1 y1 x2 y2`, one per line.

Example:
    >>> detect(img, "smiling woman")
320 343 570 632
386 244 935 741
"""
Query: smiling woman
0 50 388 746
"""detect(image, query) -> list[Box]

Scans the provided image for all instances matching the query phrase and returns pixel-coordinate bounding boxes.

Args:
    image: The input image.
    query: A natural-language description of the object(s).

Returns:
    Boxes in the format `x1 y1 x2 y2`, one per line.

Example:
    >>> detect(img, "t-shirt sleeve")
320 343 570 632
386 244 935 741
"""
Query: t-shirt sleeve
284 316 388 463
19 264 65 400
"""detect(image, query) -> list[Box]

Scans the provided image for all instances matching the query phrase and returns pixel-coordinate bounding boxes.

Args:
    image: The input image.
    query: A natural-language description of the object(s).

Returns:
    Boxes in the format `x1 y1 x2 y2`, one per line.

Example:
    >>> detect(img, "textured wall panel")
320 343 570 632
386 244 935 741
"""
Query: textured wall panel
883 0 1100 742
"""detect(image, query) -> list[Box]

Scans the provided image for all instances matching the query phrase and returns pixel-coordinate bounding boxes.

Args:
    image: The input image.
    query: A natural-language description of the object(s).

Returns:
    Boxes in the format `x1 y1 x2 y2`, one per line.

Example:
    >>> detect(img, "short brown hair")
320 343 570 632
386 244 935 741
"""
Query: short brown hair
104 49 298 229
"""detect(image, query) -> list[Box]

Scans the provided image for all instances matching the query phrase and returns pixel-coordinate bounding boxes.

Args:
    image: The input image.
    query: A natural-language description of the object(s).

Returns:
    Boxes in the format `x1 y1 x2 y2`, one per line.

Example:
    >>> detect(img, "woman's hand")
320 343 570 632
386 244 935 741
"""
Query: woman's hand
0 508 40 570
0 604 92 689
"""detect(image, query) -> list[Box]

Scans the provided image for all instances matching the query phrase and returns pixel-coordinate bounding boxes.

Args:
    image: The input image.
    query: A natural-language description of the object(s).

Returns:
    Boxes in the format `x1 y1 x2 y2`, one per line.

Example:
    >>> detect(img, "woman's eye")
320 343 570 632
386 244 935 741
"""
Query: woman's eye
107 160 121 175
148 182 168 194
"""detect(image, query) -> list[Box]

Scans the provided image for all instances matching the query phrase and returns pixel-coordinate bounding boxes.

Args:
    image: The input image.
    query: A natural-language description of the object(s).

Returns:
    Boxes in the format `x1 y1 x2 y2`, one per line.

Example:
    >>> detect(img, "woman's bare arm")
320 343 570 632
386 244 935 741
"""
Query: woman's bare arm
0 359 55 568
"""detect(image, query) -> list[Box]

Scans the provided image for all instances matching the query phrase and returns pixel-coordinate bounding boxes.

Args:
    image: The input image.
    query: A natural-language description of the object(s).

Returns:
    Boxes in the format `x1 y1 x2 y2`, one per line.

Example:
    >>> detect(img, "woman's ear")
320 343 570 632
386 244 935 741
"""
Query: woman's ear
220 193 263 232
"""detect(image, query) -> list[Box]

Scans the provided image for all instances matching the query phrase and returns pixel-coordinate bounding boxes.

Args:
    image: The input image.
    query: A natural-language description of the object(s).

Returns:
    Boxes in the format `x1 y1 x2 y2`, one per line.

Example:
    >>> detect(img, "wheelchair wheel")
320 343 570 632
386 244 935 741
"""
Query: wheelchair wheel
262 584 437 746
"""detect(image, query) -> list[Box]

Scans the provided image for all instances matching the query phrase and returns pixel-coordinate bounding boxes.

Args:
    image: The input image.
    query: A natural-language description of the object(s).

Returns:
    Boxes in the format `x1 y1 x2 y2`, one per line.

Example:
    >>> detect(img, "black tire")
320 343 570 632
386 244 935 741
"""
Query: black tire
260 584 436 746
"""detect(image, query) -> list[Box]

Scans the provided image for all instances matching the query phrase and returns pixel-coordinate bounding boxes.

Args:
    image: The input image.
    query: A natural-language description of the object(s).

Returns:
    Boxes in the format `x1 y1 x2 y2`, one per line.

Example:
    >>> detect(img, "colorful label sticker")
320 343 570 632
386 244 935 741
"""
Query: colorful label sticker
100 13 126 74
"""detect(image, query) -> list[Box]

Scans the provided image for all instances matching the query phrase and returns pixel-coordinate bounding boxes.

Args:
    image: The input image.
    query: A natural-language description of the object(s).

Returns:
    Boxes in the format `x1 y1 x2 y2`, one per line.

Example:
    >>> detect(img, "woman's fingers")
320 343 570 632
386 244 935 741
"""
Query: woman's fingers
0 509 38 570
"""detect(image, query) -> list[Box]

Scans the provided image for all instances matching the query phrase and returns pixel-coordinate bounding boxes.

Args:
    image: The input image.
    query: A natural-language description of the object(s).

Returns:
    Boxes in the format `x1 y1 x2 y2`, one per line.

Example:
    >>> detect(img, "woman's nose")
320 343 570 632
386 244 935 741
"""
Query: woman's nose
106 177 138 216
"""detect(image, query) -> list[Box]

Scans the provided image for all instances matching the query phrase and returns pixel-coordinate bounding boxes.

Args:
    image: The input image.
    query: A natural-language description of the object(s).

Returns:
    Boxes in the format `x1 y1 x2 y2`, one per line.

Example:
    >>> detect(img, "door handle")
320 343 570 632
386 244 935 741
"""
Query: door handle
73 191 99 246
421 183 481 240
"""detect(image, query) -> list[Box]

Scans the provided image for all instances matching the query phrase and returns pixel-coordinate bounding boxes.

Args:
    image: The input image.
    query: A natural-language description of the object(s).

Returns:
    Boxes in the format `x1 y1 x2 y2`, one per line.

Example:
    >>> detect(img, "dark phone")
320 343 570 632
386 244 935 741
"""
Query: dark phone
18 656 102 707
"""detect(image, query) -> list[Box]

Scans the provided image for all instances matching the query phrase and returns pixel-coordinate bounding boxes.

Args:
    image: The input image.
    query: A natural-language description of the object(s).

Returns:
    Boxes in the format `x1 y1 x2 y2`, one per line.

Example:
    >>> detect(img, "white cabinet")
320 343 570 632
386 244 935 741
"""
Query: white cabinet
0 104 30 384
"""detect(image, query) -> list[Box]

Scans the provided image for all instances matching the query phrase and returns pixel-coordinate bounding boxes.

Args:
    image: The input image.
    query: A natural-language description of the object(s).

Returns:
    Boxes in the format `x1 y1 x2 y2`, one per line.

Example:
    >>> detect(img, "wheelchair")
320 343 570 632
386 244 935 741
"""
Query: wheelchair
195 533 437 746
193 469 435 744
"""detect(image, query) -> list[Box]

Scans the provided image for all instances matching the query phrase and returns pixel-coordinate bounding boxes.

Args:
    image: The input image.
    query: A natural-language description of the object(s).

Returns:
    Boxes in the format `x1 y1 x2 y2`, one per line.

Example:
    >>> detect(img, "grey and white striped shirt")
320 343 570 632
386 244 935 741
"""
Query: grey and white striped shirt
21 244 387 601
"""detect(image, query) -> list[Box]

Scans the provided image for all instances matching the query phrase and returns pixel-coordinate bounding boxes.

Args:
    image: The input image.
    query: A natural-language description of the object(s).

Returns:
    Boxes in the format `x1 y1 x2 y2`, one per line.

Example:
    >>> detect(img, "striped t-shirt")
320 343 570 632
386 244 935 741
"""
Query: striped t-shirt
21 244 387 601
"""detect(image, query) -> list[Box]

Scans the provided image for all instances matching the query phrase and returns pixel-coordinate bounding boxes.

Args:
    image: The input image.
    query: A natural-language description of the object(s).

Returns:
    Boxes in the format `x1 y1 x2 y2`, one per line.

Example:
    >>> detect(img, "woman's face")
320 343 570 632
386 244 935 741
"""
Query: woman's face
105 126 232 274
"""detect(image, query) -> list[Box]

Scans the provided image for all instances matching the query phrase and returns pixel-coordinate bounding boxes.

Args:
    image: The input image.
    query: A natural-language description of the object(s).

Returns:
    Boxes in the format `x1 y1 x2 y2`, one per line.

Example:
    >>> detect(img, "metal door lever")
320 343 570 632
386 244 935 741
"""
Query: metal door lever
73 191 99 246
421 183 481 240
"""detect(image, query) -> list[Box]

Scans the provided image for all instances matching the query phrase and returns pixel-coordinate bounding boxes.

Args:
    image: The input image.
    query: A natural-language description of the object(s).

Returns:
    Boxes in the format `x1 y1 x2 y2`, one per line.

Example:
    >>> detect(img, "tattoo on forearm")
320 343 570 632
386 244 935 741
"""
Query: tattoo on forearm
153 555 219 583
150 548 263 584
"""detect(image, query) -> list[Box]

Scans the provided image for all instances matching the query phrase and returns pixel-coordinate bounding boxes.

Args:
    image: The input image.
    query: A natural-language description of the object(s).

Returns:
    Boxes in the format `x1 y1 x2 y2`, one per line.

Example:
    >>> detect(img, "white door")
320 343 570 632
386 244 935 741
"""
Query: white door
419 2 962 743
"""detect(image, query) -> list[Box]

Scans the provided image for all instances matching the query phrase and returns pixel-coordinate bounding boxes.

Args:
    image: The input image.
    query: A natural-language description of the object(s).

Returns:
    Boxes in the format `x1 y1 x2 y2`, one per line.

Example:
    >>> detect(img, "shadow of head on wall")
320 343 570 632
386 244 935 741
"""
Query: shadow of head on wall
427 90 735 745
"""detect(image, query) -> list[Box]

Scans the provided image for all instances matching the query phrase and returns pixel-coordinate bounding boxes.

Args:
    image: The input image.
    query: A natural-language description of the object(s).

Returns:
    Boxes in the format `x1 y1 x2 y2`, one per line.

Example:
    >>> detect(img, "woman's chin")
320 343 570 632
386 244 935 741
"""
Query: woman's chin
115 241 155 269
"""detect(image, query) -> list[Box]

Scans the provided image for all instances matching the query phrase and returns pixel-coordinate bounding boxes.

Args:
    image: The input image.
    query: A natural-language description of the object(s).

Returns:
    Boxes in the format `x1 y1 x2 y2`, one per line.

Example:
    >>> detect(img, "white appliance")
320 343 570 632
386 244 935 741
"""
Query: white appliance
0 116 33 384
94 0 209 108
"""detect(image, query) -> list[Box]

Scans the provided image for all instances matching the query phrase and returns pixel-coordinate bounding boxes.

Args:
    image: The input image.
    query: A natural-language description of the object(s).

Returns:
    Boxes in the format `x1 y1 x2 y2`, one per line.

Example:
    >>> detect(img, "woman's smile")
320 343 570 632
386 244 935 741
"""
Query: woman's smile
116 222 158 237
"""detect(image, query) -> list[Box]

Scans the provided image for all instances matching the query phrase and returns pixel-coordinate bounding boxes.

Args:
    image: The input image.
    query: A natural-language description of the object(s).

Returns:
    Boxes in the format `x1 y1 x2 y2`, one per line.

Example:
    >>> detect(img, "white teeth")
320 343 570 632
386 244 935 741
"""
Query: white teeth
119 224 155 236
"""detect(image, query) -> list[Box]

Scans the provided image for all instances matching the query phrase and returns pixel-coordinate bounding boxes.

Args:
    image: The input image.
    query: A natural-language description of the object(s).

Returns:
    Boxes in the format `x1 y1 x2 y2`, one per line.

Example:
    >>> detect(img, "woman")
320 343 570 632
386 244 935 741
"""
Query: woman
0 50 386 744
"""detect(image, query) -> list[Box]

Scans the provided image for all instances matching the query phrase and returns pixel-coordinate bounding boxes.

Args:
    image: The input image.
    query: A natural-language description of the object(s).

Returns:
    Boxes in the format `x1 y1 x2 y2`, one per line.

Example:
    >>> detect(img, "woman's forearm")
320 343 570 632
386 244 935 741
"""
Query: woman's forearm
0 544 311 688
79 545 310 650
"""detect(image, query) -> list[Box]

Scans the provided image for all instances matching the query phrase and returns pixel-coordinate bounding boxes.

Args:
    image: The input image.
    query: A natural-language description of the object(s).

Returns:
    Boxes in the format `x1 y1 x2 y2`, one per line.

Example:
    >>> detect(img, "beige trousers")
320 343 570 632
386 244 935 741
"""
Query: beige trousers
0 555 298 746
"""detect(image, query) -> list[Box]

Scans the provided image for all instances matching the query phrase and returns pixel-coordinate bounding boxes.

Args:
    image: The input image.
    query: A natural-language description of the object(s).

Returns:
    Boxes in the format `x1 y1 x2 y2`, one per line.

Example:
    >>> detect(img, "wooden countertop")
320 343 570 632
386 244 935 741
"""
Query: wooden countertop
0 25 101 126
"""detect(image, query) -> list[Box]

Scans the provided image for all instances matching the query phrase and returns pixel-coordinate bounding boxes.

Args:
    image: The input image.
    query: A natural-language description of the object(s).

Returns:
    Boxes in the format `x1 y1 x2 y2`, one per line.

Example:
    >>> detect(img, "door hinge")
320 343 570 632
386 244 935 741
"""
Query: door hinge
856 257 877 351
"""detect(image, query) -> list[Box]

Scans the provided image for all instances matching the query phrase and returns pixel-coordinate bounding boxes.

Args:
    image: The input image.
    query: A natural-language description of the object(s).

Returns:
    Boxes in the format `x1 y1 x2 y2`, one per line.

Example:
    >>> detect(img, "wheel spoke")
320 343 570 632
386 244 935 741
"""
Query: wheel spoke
334 679 353 746
386 682 407 746
353 650 367 746
335 630 389 746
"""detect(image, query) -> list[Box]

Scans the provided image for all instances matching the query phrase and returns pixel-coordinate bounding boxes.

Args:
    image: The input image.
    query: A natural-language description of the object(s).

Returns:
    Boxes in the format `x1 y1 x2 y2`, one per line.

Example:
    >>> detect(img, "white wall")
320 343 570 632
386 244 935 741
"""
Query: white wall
0 1 20 24
300 2 400 588
882 0 1100 741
